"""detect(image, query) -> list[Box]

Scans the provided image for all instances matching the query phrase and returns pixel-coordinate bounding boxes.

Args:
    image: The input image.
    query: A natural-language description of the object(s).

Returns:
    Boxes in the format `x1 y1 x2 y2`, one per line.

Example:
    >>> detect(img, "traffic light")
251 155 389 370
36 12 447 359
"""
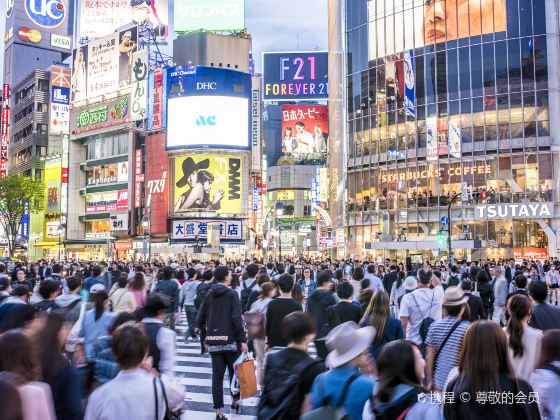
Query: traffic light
437 230 446 247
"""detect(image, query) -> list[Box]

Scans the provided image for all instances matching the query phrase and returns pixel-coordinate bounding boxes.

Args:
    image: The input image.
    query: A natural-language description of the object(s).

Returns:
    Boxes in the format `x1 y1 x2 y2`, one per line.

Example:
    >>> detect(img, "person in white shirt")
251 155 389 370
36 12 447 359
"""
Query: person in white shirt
399 269 444 345
364 264 384 292
84 323 183 420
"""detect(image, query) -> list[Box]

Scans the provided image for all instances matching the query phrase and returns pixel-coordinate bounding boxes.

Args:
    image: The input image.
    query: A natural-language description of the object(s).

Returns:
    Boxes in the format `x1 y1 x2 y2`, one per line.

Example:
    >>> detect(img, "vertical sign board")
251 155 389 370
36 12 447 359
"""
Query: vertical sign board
50 66 71 134
130 49 148 121
251 75 261 171
0 84 10 177
60 135 69 224
152 68 164 130
134 149 143 208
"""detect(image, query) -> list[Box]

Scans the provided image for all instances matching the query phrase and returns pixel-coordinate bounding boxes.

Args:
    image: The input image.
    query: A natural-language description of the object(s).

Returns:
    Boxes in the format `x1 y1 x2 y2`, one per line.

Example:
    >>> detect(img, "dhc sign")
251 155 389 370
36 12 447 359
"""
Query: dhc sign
476 203 554 219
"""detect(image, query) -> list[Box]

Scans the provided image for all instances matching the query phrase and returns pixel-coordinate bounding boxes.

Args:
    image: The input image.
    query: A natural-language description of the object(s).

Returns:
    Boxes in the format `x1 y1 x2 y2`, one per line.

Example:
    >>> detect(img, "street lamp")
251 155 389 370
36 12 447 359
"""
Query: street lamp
141 215 151 263
56 225 64 262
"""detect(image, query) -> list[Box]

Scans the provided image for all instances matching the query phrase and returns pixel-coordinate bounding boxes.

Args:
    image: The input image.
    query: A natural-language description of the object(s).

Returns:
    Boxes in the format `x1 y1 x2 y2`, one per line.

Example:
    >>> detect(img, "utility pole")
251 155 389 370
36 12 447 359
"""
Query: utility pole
447 192 462 265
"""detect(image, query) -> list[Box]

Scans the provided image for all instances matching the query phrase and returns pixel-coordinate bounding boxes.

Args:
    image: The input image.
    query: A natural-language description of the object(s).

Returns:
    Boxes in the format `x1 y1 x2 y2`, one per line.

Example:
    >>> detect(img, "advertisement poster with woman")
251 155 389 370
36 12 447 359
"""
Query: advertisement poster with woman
173 155 243 215
281 105 328 165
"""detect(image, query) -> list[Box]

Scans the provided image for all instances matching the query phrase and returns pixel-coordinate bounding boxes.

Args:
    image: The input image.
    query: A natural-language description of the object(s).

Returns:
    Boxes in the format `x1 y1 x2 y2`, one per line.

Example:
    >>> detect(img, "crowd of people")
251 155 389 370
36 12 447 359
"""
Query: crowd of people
0 256 559 419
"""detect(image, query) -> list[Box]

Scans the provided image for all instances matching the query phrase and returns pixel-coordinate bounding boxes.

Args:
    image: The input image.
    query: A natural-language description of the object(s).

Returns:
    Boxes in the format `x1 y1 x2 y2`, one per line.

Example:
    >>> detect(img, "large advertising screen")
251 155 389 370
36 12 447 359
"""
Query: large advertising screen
174 0 244 32
262 52 329 101
281 105 328 165
166 66 251 150
367 0 507 59
173 155 243 215
71 27 139 102
78 0 168 43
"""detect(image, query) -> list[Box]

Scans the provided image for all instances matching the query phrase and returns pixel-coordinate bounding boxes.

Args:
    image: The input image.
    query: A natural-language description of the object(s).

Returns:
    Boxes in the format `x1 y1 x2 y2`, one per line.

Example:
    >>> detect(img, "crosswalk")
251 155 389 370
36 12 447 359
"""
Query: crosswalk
174 318 316 419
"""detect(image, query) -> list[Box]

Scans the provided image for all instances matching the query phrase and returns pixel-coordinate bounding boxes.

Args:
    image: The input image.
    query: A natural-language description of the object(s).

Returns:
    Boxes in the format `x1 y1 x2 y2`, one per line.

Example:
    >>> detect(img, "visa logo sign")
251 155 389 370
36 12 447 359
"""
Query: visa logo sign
196 116 216 126
51 33 71 50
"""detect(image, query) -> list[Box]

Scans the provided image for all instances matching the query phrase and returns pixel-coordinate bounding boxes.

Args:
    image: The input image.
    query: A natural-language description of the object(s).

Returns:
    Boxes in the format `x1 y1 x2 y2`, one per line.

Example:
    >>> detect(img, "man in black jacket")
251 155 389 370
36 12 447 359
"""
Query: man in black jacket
528 281 560 330
461 279 486 321
382 265 399 294
307 270 336 359
197 266 247 419
327 281 361 329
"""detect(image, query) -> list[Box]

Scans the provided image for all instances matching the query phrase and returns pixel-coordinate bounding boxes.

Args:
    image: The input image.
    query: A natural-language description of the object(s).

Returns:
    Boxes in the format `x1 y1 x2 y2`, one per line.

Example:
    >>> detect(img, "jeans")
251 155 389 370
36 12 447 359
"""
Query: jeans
210 351 241 409
184 305 198 338
492 305 505 326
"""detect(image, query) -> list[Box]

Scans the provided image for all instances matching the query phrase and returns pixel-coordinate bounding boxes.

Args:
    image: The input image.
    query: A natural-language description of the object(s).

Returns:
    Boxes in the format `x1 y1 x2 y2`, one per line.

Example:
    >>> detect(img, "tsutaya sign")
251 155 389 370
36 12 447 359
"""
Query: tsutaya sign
476 203 553 219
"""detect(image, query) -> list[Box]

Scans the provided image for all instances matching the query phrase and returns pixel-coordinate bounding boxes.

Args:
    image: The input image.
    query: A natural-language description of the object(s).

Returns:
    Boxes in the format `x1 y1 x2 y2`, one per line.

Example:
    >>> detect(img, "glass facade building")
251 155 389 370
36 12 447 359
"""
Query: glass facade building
339 0 560 260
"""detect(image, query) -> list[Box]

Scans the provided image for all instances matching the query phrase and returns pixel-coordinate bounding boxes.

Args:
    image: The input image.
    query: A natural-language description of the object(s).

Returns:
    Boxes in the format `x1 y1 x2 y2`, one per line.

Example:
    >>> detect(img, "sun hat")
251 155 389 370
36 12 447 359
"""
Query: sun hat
90 283 106 294
403 276 418 291
325 321 376 368
443 286 469 306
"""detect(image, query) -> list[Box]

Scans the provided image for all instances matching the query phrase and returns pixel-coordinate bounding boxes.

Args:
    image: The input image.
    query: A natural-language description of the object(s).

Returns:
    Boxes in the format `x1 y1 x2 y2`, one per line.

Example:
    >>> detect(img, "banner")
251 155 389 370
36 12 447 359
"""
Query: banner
70 95 131 136
86 189 128 213
45 159 62 216
251 75 261 170
172 219 242 241
173 155 243 215
79 0 168 43
281 105 328 165
174 0 244 32
148 68 164 131
110 213 129 232
71 27 138 102
130 49 148 121
0 84 9 177
50 66 71 133
145 133 169 234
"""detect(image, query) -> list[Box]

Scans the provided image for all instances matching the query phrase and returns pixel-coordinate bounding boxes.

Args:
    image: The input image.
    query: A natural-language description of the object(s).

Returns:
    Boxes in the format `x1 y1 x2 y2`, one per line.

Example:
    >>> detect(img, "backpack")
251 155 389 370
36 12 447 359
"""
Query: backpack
411 291 436 352
194 282 211 309
258 357 322 420
300 372 361 420
240 280 256 313
448 274 460 288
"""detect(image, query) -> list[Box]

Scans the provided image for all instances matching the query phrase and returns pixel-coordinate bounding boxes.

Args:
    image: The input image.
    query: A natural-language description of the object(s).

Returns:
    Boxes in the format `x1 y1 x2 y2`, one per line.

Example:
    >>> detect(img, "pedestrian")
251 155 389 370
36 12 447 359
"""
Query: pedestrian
55 276 83 323
128 271 147 308
179 268 201 342
247 282 276 388
359 288 373 316
265 274 303 349
197 266 248 419
195 269 214 354
32 280 60 314
398 268 444 349
505 294 543 382
0 284 35 333
108 274 136 313
546 265 560 304
444 321 540 419
307 270 337 359
530 329 560 420
476 269 494 318
84 324 184 420
258 312 325 419
461 279 486 321
83 266 105 293
35 311 83 420
382 265 398 294
246 272 271 312
308 321 376 420
299 267 317 301
492 265 508 325
153 266 180 330
360 290 404 359
364 264 384 292
240 263 259 313
425 286 470 391
362 340 442 419
528 280 560 330
349 266 364 301
0 330 57 420
0 376 23 420
389 271 406 317
327 281 361 330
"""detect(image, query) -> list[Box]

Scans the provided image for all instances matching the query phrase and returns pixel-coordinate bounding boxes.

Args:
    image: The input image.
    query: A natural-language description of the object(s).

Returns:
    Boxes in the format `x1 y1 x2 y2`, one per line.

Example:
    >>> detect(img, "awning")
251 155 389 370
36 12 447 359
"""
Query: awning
33 241 60 248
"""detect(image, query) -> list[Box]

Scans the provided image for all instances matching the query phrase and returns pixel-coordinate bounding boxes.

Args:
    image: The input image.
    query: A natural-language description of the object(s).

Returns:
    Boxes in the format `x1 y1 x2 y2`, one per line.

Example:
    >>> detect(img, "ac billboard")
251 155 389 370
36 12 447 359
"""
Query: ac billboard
262 51 329 101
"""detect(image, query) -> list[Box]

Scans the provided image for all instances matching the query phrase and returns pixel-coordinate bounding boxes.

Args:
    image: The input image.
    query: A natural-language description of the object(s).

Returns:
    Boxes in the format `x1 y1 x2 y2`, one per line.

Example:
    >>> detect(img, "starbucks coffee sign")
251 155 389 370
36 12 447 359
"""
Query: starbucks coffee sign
476 203 553 219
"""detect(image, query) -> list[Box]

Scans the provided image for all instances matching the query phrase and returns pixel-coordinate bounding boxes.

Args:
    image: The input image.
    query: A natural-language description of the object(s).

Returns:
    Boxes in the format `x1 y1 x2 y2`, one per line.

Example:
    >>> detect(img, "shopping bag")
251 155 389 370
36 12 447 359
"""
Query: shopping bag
237 358 257 399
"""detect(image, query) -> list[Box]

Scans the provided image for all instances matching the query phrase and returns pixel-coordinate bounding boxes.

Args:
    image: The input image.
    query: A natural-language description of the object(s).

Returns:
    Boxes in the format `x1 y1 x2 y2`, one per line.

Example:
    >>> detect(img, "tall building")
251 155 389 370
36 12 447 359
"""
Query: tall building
332 0 560 261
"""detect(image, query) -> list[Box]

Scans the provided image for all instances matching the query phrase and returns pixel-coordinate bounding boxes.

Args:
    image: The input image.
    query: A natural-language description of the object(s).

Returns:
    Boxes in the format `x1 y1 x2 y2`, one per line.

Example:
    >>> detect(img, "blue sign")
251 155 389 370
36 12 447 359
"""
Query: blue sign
440 216 449 225
20 212 29 239
25 0 66 29
262 52 329 101
51 86 69 105
404 49 415 117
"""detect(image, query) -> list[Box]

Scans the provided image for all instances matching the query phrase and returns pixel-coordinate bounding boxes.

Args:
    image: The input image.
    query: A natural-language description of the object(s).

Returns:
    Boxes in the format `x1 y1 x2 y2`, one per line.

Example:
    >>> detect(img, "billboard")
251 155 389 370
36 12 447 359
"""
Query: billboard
0 84 10 177
172 219 243 241
78 0 168 43
50 66 71 134
71 27 139 102
173 155 243 215
367 0 507 60
45 159 62 216
145 133 169 234
166 67 251 150
147 67 166 131
174 0 244 32
85 189 129 213
262 52 329 101
130 49 148 121
281 105 328 165
70 95 131 136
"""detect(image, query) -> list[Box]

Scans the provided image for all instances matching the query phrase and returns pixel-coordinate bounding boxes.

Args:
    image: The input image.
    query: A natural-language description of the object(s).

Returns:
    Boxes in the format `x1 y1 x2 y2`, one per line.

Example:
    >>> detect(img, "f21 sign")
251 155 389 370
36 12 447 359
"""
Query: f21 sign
262 52 328 101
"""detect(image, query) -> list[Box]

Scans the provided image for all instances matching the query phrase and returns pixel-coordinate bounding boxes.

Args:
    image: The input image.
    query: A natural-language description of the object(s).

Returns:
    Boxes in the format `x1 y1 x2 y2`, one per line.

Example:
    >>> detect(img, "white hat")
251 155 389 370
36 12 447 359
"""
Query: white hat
403 276 418 291
90 283 106 294
325 321 376 368
443 286 469 306
195 263 204 270
169 263 178 269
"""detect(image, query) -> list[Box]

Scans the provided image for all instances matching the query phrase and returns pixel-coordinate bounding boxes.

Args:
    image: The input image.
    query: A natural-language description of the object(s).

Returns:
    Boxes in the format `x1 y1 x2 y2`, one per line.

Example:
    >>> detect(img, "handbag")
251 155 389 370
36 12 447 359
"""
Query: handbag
243 312 265 339
236 356 257 399
153 377 181 420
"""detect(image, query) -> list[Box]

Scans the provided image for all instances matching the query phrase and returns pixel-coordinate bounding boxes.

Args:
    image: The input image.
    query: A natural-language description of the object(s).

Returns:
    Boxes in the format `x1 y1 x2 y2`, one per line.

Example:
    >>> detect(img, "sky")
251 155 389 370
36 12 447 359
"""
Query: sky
0 0 328 81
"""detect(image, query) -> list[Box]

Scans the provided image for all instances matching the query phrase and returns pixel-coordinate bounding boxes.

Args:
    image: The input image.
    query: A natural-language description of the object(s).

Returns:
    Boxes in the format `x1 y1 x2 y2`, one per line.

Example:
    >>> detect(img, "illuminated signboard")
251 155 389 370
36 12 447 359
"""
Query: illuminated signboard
262 52 328 101
50 66 71 134
174 0 244 32
0 84 10 177
70 96 130 136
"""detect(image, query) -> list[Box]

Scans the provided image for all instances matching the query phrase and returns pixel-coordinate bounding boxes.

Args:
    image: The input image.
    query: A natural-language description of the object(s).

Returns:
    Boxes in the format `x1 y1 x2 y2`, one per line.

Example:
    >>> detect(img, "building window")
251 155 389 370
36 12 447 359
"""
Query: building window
37 79 49 92
36 123 48 134
303 205 312 216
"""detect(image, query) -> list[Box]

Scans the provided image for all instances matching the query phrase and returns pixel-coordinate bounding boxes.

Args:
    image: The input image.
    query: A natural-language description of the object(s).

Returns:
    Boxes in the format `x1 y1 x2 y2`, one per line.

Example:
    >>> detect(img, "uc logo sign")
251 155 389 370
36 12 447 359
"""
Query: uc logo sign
25 0 66 29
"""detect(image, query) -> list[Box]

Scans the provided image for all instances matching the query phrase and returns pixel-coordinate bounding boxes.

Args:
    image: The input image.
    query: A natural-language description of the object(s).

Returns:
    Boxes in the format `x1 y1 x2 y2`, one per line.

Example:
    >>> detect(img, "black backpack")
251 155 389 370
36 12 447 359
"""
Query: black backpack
448 275 460 288
412 292 436 353
240 280 256 313
194 282 211 309
258 357 321 420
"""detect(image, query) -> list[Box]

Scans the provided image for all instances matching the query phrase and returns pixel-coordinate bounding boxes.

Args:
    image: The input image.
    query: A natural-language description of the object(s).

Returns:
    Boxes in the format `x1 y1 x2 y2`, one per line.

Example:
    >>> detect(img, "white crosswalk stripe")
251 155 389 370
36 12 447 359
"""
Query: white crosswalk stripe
174 318 317 419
